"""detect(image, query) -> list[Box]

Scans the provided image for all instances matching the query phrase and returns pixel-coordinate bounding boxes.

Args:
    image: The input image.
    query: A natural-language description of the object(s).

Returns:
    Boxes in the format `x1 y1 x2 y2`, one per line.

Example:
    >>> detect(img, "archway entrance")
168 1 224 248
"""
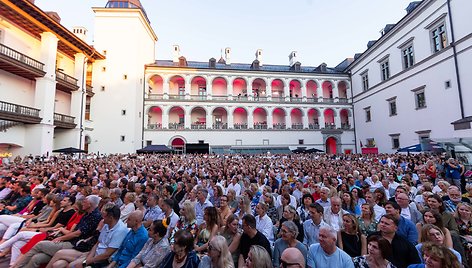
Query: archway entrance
171 137 185 154
326 137 337 154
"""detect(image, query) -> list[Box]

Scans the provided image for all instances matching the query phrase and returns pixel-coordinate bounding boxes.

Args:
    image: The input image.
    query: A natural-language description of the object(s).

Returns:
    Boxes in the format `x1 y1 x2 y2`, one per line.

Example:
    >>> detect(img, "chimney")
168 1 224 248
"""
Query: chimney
209 58 216 68
173 45 180 63
289 51 298 66
224 47 231 65
72 26 87 41
46 12 61 23
255 49 263 66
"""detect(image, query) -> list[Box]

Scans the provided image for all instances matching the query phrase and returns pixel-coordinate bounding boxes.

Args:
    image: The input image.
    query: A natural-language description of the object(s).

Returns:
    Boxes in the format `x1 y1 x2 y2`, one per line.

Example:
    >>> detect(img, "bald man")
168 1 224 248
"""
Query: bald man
280 248 305 268
109 210 149 268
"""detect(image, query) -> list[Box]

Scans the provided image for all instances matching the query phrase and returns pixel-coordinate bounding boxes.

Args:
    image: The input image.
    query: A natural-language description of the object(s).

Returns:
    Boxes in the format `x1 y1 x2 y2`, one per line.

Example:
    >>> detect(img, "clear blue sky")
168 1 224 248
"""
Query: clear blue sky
36 0 414 67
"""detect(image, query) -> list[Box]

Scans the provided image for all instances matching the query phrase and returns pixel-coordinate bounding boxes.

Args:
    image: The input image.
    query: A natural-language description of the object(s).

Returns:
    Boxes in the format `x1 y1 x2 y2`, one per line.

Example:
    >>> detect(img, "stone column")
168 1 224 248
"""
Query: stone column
267 112 273 129
283 79 290 102
334 109 341 129
185 79 191 100
67 52 87 148
162 108 169 129
317 80 323 102
302 108 309 129
206 76 212 100
247 108 254 129
163 77 170 99
301 81 307 102
318 109 325 128
206 111 212 129
285 113 292 129
227 78 233 100
228 110 234 129
184 108 191 129
332 81 339 102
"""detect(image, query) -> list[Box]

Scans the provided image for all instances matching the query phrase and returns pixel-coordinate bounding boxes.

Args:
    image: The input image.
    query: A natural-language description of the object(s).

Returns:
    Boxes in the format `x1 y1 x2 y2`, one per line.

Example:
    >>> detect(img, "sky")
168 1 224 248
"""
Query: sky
35 0 414 67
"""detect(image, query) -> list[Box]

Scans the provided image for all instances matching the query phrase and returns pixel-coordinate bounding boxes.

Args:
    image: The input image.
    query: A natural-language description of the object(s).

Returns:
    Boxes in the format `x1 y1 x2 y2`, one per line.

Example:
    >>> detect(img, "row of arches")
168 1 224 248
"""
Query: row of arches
148 74 350 101
146 106 352 130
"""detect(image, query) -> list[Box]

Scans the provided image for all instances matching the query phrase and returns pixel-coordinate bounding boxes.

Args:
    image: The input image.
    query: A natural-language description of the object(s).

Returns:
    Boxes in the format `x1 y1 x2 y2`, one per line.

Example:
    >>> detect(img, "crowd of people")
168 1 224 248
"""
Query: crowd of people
0 152 469 268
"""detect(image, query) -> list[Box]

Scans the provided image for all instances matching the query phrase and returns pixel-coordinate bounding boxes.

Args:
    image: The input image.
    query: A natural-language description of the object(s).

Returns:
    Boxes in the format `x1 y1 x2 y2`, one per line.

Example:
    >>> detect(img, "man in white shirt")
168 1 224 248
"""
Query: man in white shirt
323 197 347 232
226 176 241 196
157 199 180 238
255 202 274 246
365 191 385 222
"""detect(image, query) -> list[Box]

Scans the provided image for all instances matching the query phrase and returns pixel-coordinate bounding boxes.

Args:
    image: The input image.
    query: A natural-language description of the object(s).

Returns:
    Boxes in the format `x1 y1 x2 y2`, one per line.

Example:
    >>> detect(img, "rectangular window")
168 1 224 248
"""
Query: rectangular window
120 136 125 142
85 96 91 120
263 139 270 145
121 110 126 116
402 45 415 69
389 100 397 116
298 139 304 145
235 139 242 146
123 74 128 80
101 86 105 91
364 107 371 122
380 60 390 81
146 140 152 146
391 136 400 149
361 71 369 91
102 67 106 72
431 23 447 52
416 91 426 109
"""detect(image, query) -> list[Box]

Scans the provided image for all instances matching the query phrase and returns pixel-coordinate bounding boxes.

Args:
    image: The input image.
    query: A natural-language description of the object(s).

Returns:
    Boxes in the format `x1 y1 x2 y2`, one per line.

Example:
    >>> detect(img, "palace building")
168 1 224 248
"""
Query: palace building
0 0 471 156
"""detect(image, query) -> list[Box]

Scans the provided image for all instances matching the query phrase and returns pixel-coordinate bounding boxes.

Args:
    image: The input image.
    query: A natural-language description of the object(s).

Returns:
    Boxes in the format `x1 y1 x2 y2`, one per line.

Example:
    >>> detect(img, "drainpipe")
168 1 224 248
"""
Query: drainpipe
447 0 465 119
141 72 146 149
78 56 87 153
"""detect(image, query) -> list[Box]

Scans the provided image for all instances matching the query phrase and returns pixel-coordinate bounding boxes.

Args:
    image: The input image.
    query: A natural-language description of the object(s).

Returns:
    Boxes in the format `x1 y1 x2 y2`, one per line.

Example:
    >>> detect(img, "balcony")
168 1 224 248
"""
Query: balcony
323 98 334 103
148 94 164 100
0 43 46 80
291 123 304 129
0 101 41 124
147 123 162 130
54 113 76 129
191 123 207 129
56 70 79 92
0 120 21 132
168 123 184 130
212 123 228 129
86 83 94 97
309 123 320 129
324 123 336 129
338 98 349 104
341 123 351 130
253 123 268 129
169 94 186 100
212 95 227 101
273 123 286 130
233 123 248 130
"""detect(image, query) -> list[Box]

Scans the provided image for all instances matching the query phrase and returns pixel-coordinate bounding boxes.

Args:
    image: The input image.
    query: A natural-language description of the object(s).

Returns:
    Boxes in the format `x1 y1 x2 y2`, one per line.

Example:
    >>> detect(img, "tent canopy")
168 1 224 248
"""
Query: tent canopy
397 142 445 153
136 145 173 154
52 147 86 154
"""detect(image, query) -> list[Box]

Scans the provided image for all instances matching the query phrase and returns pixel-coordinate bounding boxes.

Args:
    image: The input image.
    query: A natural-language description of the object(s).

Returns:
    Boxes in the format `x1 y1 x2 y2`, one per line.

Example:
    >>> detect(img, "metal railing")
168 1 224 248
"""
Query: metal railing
306 98 319 103
0 101 40 117
273 123 286 130
168 123 185 129
341 123 351 129
191 124 207 129
253 123 268 129
309 123 320 129
212 123 228 129
0 43 44 70
338 98 349 104
324 123 336 129
168 94 186 100
323 98 334 103
291 123 304 129
56 70 78 86
190 95 207 100
233 123 248 129
212 95 227 101
54 113 75 124
147 123 162 129
147 94 164 100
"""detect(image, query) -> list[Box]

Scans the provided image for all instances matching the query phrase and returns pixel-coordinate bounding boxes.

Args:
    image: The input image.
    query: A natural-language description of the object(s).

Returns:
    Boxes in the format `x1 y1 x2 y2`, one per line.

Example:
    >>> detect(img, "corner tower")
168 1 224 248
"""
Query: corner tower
90 0 158 153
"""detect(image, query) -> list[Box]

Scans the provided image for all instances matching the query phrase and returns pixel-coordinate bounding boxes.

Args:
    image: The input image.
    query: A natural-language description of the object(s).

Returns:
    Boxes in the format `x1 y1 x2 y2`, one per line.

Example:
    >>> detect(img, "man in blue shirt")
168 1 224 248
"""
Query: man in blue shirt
385 201 418 245
307 225 354 268
109 210 148 268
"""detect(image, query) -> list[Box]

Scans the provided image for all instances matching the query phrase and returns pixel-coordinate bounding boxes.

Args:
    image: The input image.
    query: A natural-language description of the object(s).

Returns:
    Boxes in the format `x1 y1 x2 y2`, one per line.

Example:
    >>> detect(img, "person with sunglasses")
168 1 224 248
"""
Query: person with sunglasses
198 235 234 268
279 247 305 268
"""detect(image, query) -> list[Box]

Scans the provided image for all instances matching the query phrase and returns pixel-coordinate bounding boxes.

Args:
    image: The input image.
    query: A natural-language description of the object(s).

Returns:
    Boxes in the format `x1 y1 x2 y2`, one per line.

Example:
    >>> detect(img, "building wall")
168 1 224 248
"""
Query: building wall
88 8 156 154
349 0 472 152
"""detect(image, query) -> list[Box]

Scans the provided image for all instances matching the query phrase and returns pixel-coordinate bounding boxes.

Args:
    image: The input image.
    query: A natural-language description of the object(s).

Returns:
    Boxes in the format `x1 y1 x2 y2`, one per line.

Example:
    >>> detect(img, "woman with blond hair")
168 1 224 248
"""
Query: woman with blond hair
416 224 462 264
338 213 367 258
171 200 198 243
198 235 234 268
244 245 272 268
120 192 136 223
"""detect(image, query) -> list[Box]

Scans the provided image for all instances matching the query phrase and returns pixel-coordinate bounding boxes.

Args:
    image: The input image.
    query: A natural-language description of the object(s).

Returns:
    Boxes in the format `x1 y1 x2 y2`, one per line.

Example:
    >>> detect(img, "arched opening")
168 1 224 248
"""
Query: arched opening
233 107 248 129
340 109 350 129
322 81 333 101
291 108 303 129
338 81 348 101
253 108 268 129
324 108 335 129
169 76 185 99
233 78 247 100
273 108 286 129
148 75 163 95
289 80 302 102
171 137 185 154
306 80 318 100
252 78 267 100
190 107 206 129
168 106 185 129
308 108 320 129
326 137 337 154
191 76 207 99
271 79 285 101
148 106 163 129
212 77 227 99
212 107 228 129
